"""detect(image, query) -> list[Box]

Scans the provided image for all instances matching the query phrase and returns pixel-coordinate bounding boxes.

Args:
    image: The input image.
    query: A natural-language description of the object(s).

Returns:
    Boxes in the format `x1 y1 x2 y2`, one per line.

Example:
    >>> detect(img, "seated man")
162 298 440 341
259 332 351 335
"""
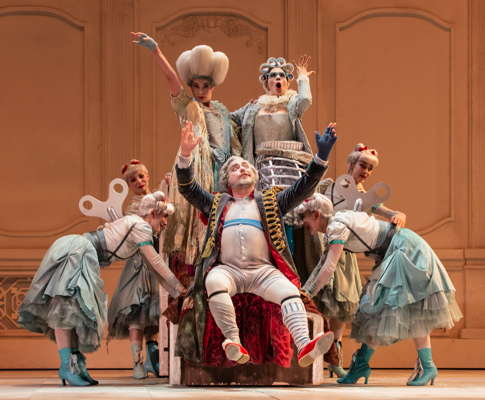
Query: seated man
175 120 337 367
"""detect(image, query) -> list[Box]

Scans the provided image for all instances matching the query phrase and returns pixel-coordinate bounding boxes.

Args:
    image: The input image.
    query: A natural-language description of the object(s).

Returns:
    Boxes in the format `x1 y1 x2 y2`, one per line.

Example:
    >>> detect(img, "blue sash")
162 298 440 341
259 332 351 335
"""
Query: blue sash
223 218 263 231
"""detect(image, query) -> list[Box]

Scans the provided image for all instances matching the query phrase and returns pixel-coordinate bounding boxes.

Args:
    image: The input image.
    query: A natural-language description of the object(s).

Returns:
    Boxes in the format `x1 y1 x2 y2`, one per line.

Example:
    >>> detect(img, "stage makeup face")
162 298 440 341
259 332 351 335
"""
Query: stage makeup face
350 159 374 184
226 157 257 190
127 171 150 196
266 67 289 96
190 77 215 105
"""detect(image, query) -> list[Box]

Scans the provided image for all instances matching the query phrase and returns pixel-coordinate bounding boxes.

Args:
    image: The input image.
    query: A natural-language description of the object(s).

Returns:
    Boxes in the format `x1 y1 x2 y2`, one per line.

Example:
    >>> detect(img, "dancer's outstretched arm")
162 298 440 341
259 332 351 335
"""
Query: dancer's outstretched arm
302 243 344 297
139 244 185 298
131 32 183 96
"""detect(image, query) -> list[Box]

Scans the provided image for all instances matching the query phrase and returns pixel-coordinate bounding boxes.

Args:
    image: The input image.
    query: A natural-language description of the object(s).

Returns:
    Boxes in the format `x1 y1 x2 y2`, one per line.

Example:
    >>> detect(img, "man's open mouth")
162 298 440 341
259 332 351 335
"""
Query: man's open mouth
276 82 282 89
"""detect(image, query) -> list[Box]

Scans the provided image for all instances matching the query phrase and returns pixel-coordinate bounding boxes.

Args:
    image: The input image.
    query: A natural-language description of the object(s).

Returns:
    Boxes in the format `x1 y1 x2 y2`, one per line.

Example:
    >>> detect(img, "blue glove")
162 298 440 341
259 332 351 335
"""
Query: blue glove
133 33 158 52
315 125 337 161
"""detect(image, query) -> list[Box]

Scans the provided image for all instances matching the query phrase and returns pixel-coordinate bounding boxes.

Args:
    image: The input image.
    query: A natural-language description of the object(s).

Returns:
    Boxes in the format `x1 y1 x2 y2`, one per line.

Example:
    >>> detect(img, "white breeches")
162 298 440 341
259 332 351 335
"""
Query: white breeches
205 264 310 351
205 264 300 304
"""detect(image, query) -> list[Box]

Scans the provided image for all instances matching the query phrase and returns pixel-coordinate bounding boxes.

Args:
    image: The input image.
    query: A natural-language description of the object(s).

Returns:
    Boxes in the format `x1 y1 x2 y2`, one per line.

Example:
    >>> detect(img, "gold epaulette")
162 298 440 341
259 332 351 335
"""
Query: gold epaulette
200 193 223 259
262 187 286 253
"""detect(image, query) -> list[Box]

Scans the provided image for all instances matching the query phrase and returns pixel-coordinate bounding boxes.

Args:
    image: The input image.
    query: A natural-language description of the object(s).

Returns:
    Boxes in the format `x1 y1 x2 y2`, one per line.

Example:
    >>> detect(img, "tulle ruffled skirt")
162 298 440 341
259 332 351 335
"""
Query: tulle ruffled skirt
108 252 160 339
18 235 107 353
316 251 362 322
351 228 462 346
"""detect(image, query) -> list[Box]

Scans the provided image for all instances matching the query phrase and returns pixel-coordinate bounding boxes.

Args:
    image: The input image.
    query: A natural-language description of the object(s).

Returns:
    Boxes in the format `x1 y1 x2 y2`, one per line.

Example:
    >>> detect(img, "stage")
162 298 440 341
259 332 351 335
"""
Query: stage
1 369 484 399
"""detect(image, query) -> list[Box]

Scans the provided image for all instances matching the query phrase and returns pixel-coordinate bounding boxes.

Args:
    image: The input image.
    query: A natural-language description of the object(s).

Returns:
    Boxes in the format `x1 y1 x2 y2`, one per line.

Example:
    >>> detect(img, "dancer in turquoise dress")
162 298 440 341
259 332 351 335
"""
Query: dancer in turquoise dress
18 192 185 386
296 193 462 386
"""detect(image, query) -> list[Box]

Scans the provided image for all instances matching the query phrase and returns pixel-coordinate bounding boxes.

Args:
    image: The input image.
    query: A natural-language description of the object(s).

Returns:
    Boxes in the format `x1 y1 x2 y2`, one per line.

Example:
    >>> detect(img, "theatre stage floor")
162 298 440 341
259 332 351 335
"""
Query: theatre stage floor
1 369 484 399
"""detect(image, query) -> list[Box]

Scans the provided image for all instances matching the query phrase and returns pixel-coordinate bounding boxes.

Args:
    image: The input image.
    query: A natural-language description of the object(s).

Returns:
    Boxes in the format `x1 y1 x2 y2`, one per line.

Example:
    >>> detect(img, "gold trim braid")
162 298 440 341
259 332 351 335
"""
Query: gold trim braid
262 187 286 253
201 193 223 259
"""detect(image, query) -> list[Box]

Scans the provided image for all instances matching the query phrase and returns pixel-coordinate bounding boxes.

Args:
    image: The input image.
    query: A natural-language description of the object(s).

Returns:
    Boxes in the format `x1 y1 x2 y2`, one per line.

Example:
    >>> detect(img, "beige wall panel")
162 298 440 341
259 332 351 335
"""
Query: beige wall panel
0 8 85 245
0 0 104 368
101 0 137 183
319 1 469 250
286 0 319 137
335 8 465 247
0 1 103 249
135 0 285 174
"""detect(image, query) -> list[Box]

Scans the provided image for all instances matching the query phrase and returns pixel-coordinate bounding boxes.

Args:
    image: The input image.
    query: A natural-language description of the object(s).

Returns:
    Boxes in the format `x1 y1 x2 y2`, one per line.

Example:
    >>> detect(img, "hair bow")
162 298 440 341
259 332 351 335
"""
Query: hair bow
121 159 141 174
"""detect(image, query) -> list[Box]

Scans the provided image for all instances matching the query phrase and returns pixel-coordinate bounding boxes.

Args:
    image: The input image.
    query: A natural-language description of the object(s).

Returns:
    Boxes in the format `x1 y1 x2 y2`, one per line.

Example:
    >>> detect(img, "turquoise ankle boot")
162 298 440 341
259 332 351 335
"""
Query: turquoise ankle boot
407 348 438 386
337 343 374 384
58 348 90 386
145 340 160 377
73 350 98 385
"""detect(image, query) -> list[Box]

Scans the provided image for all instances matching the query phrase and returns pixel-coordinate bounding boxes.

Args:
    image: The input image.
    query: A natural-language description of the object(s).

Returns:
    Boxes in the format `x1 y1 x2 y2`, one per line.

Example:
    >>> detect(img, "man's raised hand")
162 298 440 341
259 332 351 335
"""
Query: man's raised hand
315 122 337 161
180 120 202 157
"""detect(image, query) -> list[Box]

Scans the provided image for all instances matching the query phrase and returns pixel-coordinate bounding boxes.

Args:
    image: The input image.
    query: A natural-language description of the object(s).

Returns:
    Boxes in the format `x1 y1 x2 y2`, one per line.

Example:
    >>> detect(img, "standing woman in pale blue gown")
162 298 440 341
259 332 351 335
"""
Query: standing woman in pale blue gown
319 144 407 377
297 193 462 386
18 192 185 386
108 160 169 379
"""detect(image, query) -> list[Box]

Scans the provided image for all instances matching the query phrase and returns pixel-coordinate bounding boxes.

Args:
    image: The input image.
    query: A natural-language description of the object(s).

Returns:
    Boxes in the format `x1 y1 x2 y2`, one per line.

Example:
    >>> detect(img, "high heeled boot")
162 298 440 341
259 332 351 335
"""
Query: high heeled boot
131 343 147 379
72 350 98 385
337 343 374 384
407 347 438 386
328 340 346 378
144 340 160 377
58 348 90 386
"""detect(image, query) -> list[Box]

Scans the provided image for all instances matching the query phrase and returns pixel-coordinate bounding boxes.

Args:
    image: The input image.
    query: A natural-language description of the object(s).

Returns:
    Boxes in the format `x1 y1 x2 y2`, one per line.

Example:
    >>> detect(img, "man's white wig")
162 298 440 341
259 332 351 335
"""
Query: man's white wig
295 193 334 223
176 45 229 87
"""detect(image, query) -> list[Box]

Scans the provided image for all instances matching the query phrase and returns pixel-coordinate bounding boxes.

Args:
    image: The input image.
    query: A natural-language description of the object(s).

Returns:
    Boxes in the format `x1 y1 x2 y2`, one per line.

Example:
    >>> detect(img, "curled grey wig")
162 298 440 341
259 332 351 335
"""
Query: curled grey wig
137 191 174 217
218 156 259 192
294 193 334 225
259 57 294 88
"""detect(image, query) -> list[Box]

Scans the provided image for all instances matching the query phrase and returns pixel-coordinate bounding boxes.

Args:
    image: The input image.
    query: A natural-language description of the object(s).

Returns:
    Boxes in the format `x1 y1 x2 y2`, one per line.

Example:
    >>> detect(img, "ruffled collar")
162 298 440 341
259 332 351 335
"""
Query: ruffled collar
257 90 297 107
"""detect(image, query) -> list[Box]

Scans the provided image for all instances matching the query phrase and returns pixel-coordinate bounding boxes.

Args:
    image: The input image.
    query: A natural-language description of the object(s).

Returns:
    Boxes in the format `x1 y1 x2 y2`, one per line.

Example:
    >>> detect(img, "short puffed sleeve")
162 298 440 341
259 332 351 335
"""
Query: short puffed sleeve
325 212 352 245
129 220 154 248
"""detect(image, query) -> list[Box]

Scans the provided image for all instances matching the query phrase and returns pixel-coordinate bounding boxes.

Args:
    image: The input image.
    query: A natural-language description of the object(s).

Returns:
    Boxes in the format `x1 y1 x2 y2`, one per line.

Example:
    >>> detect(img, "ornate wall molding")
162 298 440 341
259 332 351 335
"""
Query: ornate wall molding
0 5 86 29
337 7 451 32
154 11 268 55
0 276 32 336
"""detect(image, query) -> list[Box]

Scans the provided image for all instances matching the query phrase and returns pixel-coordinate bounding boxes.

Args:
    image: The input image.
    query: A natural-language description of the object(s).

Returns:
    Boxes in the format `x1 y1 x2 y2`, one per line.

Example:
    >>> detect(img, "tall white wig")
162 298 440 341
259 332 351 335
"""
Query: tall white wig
176 45 229 87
